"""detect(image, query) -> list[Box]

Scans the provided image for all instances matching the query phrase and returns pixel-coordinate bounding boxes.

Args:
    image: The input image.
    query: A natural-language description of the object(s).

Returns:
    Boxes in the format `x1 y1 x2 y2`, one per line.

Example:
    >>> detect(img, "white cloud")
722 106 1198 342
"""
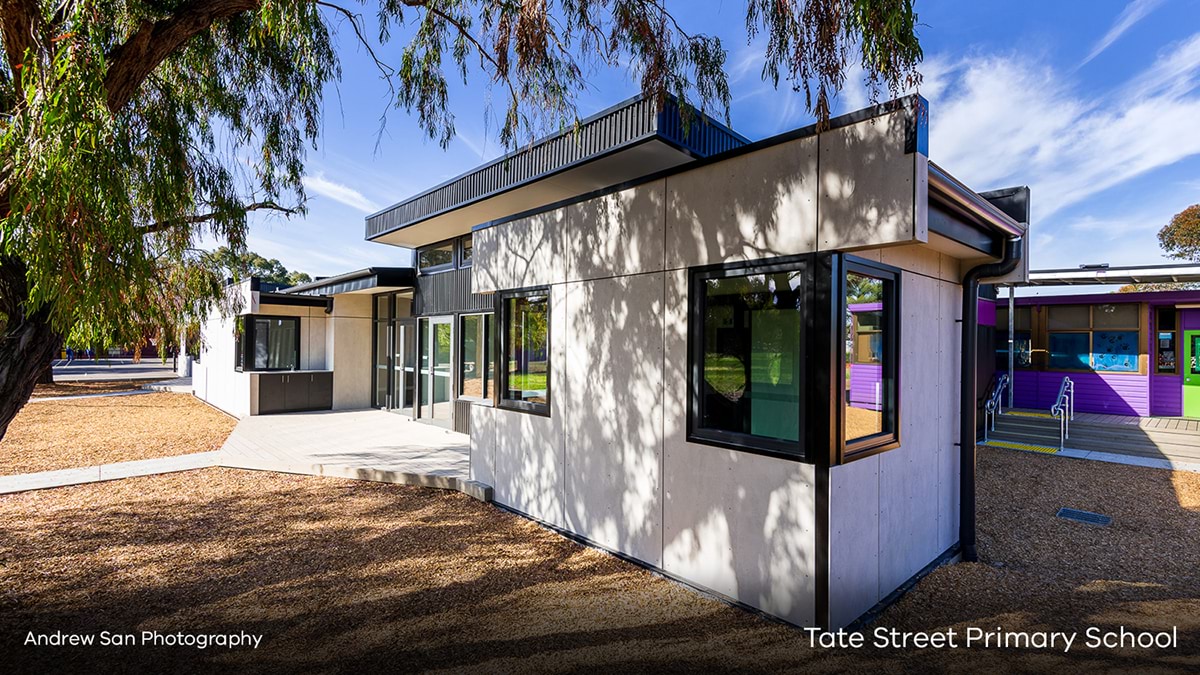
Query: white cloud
301 174 382 214
927 32 1200 219
1081 0 1165 65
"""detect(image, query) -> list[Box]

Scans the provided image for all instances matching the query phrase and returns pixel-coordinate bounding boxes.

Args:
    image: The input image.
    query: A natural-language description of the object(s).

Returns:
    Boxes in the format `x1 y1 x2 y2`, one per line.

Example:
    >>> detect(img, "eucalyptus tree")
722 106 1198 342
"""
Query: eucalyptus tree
0 0 921 438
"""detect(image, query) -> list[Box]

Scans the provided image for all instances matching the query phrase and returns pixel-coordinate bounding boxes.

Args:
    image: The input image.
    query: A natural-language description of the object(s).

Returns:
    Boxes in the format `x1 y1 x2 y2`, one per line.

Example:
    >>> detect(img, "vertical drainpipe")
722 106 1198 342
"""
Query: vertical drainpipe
960 237 1023 562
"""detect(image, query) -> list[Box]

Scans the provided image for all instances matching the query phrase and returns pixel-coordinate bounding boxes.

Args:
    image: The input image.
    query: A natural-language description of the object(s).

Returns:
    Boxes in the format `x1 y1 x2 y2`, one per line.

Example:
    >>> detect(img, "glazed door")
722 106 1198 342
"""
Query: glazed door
392 319 416 417
1185 331 1200 418
418 316 454 426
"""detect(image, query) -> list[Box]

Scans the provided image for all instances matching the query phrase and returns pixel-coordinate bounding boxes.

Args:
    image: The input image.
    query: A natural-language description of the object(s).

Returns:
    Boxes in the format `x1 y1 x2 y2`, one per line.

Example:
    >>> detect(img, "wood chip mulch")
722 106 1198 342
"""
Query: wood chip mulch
0 448 1198 672
0 392 235 476
31 380 161 398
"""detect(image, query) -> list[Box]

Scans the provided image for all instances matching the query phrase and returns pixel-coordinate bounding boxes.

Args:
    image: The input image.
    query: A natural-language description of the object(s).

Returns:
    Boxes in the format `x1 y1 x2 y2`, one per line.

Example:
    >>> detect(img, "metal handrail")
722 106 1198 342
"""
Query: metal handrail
1050 376 1075 448
982 373 1009 442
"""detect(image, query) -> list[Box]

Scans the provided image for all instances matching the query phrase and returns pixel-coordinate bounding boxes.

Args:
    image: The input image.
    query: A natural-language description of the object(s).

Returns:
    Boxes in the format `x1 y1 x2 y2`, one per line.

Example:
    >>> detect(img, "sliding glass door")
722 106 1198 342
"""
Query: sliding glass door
392 319 416 417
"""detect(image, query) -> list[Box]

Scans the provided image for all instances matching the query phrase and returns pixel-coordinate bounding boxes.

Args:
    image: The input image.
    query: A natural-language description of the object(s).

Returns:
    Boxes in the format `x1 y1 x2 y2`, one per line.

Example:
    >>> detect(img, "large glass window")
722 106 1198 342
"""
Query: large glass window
689 260 806 456
842 261 898 455
235 315 299 371
460 313 493 399
418 242 454 272
1045 303 1140 373
500 291 550 414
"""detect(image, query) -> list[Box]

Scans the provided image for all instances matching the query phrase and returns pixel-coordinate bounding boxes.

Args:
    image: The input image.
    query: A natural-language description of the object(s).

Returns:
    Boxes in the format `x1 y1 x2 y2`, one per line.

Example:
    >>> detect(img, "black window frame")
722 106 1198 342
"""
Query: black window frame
417 238 457 274
497 287 552 416
234 314 301 372
838 256 901 462
686 254 814 461
459 234 474 268
459 311 494 401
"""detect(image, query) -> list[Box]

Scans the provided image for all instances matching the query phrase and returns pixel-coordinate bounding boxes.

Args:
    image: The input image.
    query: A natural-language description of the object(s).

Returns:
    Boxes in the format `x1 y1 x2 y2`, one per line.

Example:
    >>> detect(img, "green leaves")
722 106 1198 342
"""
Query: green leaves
1159 204 1200 262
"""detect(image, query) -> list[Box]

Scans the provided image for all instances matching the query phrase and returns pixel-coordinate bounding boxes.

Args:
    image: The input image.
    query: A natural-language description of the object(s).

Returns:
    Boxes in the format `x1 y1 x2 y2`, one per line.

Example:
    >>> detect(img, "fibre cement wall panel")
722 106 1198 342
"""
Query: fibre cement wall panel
660 268 817 627
665 136 818 269
562 274 665 566
470 404 496 486
473 208 567 294
938 280 962 551
330 294 373 410
490 284 568 528
567 179 666 282
818 109 921 251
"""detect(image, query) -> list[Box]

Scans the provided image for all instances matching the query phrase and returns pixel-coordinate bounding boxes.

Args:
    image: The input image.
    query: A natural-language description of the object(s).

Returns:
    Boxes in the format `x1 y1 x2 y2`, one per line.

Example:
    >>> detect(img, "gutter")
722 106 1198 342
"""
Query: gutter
929 163 1024 237
959 236 1023 562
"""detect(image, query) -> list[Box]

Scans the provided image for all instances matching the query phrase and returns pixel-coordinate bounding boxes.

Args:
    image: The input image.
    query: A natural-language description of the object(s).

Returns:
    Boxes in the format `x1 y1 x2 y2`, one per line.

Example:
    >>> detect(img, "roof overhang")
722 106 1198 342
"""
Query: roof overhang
365 95 748 249
285 267 416 296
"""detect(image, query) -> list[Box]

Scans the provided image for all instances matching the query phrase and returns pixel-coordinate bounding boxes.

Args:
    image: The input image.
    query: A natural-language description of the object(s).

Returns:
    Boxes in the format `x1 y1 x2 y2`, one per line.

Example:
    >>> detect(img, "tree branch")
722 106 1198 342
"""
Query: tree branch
103 0 260 112
139 201 298 235
315 1 394 86
0 0 41 86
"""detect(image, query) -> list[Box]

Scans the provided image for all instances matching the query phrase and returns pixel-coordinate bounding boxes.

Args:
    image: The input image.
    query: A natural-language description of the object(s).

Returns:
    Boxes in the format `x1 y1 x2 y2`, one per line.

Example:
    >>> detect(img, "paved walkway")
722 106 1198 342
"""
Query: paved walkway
0 452 219 494
52 358 178 382
29 390 155 403
218 409 487 500
141 377 193 394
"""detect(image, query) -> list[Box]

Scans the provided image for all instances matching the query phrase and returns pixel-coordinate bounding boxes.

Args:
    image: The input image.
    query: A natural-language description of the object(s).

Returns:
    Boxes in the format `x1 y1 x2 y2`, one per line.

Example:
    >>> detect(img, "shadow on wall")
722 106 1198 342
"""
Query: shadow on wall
477 108 916 626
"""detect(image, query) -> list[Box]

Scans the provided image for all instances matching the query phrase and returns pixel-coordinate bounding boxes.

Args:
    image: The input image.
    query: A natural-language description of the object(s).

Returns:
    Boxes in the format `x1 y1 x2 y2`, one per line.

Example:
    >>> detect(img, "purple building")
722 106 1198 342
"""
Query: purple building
980 288 1200 418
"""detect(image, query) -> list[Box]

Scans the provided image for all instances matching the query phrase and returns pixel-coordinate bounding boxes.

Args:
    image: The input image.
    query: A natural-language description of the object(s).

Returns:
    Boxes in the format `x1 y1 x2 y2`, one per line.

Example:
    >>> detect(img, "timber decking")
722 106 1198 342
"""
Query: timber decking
990 409 1200 464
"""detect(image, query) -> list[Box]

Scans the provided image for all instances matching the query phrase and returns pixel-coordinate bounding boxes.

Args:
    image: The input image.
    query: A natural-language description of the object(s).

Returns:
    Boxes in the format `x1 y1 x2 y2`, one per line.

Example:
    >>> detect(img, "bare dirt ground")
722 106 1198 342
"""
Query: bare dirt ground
0 392 235 475
1 447 1198 672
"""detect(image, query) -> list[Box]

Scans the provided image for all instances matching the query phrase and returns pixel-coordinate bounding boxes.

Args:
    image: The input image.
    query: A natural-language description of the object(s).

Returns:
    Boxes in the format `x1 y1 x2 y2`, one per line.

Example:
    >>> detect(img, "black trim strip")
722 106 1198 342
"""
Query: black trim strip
258 293 329 308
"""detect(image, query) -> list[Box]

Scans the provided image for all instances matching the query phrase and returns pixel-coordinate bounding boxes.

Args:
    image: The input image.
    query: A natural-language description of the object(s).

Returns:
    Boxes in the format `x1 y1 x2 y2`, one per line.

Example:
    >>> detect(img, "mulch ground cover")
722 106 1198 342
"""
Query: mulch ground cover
1 447 1198 672
0 392 236 476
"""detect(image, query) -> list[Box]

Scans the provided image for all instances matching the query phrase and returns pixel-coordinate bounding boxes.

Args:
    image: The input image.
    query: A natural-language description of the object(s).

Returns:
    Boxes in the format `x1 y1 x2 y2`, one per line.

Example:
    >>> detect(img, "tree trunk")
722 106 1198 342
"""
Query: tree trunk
37 358 55 384
0 308 58 439
0 256 60 441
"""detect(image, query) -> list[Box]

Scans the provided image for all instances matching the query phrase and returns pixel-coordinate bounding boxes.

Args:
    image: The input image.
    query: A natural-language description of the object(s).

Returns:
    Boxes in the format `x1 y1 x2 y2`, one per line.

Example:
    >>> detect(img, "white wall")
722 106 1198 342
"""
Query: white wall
194 282 333 417
826 246 962 628
469 107 954 628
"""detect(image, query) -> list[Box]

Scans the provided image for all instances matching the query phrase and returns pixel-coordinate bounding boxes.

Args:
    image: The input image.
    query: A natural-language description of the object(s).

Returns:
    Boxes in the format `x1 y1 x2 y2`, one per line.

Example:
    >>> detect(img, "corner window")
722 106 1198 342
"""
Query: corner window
234 315 300 371
460 313 493 399
688 258 808 457
499 290 550 415
418 241 454 272
842 258 899 458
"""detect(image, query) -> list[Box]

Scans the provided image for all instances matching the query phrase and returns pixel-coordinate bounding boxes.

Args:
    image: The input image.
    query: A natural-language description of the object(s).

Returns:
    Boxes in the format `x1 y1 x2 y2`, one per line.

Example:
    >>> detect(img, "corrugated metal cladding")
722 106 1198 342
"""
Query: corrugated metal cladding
453 400 473 435
364 96 747 240
414 267 492 316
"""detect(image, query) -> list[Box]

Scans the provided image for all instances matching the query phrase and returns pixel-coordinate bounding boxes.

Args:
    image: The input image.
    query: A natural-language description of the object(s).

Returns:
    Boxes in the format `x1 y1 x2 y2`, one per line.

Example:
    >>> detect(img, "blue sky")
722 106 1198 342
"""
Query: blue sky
238 0 1200 286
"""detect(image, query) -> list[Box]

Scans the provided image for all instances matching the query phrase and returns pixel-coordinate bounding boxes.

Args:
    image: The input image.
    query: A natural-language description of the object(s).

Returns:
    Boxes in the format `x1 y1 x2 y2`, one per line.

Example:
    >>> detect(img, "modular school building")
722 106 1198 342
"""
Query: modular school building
981 287 1200 418
196 95 1030 629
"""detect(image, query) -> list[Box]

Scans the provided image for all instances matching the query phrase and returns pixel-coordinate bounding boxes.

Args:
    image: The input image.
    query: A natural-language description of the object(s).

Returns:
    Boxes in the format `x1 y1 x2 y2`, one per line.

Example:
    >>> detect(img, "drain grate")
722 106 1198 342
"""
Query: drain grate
1056 507 1112 527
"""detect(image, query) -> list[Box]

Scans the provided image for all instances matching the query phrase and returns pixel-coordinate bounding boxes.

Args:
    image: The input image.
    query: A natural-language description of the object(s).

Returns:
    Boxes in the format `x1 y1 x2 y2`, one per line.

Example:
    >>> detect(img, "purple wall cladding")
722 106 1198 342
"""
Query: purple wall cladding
848 364 883 410
1012 370 1148 416
978 298 996 327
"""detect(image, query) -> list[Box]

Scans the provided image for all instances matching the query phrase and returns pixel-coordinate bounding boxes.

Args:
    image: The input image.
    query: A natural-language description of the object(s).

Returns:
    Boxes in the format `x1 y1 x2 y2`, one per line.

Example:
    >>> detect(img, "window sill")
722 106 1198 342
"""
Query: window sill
498 400 550 417
685 432 809 464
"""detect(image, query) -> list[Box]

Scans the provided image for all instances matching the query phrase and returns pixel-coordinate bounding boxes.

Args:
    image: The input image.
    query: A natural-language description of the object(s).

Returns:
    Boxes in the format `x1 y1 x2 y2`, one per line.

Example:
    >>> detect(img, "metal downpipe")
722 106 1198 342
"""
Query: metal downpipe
960 237 1023 562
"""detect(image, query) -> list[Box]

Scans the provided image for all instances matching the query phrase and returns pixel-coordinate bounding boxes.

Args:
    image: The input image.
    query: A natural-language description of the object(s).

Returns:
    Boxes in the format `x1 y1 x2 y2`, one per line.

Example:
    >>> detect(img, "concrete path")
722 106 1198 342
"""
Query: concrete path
141 377 193 394
28 390 155 403
218 409 487 500
0 452 220 494
52 358 177 382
